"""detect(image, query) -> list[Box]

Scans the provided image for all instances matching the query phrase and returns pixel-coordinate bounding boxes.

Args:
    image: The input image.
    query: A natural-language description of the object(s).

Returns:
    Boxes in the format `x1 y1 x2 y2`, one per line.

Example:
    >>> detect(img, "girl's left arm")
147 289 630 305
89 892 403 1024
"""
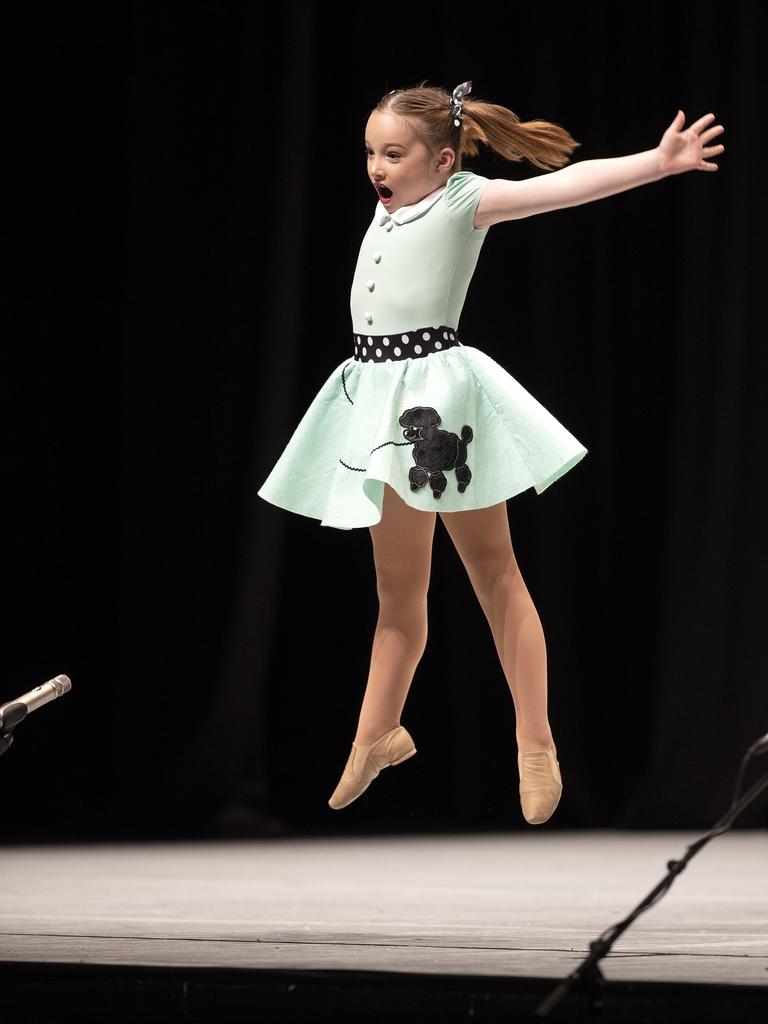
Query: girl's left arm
474 111 725 228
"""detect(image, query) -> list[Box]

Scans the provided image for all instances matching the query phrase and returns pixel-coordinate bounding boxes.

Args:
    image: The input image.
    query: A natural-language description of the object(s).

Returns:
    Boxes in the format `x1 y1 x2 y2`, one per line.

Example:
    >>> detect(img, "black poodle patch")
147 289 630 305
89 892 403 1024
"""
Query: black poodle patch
399 406 473 499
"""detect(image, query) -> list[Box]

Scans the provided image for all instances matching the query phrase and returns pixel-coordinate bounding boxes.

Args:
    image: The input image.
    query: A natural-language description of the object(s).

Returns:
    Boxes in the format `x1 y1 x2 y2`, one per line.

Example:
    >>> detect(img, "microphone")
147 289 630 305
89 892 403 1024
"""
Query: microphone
0 674 72 733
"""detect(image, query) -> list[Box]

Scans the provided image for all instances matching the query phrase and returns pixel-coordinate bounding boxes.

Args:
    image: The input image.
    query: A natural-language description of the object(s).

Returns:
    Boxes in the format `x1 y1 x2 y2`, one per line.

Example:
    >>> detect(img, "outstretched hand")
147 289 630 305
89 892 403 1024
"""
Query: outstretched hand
657 110 725 176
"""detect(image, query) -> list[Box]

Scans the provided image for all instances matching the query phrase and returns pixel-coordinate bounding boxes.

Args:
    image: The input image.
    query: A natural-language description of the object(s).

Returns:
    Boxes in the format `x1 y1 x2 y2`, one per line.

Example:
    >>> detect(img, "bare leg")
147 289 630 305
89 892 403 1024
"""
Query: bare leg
354 484 436 745
438 501 556 756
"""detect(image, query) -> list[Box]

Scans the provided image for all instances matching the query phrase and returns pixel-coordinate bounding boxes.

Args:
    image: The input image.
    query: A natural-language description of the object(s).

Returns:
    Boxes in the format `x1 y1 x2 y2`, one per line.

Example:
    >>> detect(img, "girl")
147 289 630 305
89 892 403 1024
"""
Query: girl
257 81 724 824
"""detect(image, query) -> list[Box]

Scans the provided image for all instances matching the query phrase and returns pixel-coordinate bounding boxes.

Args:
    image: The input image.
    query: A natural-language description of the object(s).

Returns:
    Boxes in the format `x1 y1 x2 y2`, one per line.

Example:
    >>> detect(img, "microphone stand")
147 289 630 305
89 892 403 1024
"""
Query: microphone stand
535 740 768 1019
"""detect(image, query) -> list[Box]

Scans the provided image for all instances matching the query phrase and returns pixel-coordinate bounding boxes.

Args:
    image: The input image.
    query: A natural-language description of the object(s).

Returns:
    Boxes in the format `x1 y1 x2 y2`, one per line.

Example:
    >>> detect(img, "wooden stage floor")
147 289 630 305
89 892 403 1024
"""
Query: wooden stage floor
0 830 766 1021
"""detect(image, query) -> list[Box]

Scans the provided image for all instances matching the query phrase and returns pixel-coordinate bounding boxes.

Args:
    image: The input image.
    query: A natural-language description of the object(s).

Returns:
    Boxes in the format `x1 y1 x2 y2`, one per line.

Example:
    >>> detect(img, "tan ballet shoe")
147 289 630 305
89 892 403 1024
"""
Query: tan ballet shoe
518 746 562 825
328 725 417 810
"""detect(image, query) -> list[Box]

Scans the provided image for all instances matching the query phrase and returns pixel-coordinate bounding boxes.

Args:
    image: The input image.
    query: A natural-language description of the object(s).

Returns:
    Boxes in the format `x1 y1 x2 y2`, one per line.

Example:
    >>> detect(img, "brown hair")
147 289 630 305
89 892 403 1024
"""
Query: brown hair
373 80 580 172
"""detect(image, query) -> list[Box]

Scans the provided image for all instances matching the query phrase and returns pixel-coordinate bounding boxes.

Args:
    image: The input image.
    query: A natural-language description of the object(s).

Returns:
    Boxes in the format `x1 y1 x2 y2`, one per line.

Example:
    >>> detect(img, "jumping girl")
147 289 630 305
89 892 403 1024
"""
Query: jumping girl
257 81 724 824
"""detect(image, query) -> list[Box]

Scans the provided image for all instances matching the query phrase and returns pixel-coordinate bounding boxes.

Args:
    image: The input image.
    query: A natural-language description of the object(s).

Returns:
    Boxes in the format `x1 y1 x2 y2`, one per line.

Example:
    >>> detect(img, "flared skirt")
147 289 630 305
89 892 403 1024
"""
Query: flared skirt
257 344 588 530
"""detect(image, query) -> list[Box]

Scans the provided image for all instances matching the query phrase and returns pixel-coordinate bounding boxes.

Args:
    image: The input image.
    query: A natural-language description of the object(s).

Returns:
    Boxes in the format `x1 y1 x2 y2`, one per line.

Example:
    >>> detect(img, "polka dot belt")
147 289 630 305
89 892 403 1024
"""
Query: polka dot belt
352 325 461 363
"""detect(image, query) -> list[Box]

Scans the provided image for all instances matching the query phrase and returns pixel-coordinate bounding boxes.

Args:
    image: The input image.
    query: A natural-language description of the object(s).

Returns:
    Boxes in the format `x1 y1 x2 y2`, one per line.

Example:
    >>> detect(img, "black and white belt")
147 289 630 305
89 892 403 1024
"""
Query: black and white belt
352 325 461 363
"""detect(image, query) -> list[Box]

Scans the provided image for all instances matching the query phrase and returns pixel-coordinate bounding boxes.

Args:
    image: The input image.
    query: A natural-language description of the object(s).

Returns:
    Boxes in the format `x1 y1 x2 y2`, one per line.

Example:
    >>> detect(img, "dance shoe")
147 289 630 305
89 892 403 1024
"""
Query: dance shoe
518 746 562 825
328 725 417 810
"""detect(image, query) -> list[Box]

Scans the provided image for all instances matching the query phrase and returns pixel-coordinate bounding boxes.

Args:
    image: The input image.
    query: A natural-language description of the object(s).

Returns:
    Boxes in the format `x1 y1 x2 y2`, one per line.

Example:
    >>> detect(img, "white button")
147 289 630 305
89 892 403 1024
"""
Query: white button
385 222 393 232
394 347 401 356
414 344 422 354
366 280 375 291
378 214 391 226
373 253 382 263
365 315 373 324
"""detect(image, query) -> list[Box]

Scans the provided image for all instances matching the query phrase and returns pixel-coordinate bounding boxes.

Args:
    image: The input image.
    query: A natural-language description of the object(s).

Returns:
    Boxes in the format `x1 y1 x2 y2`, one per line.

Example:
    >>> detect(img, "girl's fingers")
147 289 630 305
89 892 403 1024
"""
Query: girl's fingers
700 124 725 143
689 112 717 133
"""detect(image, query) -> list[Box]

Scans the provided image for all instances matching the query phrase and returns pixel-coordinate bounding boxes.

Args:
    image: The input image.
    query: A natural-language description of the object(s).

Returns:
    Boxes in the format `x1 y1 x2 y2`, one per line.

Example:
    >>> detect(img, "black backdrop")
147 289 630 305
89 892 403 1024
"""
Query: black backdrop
5 1 766 841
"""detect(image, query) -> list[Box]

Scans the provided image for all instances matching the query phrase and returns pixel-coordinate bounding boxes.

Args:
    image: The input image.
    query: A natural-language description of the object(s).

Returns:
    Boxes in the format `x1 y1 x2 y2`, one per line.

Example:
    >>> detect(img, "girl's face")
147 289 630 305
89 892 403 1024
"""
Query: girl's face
364 109 456 213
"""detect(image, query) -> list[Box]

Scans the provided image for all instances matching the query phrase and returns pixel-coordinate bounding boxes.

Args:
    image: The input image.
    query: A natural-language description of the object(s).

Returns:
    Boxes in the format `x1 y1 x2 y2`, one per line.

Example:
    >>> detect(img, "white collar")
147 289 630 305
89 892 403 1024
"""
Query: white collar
376 184 446 225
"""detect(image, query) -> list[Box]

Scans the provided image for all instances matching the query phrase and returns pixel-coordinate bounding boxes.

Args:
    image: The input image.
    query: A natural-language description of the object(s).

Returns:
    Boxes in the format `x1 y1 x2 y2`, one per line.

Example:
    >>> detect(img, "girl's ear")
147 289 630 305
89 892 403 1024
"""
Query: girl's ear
438 147 456 172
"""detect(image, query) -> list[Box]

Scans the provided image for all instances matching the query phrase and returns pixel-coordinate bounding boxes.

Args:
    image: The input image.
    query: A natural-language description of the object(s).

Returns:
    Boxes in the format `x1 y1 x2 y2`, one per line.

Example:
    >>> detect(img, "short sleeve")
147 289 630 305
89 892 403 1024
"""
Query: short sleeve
443 170 491 235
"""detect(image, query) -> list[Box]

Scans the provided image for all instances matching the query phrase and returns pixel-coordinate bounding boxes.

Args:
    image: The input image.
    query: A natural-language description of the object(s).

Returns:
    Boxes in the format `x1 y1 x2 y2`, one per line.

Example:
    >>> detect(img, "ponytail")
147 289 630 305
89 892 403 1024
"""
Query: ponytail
376 80 580 172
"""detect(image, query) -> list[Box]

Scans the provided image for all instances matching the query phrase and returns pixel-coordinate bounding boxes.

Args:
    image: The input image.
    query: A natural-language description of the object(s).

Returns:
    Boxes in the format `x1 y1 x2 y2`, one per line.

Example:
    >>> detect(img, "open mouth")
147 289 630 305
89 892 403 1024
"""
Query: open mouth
375 184 393 202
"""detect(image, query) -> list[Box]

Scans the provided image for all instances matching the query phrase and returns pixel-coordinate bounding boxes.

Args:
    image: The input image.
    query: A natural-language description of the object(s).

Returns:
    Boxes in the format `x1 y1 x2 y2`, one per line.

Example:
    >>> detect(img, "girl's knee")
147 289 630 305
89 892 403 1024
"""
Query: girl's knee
376 572 430 609
375 597 429 654
372 546 432 605
472 557 525 607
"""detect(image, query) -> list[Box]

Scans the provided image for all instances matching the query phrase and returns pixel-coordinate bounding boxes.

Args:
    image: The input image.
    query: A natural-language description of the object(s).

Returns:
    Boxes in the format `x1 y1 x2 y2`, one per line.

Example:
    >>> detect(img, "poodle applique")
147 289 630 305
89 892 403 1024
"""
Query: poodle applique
399 406 474 499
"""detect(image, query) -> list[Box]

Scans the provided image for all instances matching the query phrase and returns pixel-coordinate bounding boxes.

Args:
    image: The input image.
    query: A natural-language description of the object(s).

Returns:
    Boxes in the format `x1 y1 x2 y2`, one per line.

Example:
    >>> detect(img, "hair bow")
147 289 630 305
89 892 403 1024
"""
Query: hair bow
450 81 472 127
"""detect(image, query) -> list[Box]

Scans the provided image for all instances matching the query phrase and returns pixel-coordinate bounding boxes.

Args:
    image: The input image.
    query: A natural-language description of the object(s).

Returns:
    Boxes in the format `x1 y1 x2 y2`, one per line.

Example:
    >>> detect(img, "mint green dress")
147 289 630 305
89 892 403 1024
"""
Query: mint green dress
257 171 588 530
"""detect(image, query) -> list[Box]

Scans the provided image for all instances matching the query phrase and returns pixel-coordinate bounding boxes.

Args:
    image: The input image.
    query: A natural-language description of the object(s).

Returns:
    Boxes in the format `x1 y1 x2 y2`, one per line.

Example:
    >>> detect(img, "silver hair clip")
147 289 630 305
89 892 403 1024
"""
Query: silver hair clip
450 81 472 127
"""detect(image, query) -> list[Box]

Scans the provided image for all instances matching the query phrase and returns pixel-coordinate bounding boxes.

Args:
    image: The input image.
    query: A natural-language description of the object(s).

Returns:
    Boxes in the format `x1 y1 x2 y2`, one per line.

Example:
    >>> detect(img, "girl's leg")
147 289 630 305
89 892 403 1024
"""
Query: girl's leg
355 483 436 745
438 501 556 756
